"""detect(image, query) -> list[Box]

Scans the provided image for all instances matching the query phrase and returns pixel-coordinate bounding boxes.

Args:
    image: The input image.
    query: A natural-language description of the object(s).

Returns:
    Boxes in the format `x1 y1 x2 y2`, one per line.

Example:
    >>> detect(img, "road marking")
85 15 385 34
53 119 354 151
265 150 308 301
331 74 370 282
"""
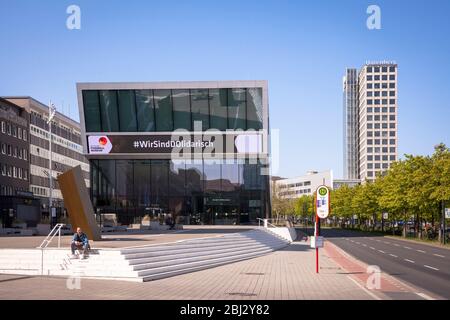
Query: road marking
404 246 412 250
378 250 385 254
362 244 367 247
433 254 445 258
370 247 375 250
383 241 390 244
355 242 360 245
389 254 398 258
415 292 435 300
424 265 439 271
404 259 415 263
346 276 381 300
394 244 400 247
376 240 381 242
416 250 426 253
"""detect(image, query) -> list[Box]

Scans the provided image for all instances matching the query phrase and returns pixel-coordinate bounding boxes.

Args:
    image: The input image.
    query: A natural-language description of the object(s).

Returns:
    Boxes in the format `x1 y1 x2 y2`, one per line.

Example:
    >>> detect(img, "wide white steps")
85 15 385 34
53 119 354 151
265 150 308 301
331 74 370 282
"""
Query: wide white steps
0 228 291 281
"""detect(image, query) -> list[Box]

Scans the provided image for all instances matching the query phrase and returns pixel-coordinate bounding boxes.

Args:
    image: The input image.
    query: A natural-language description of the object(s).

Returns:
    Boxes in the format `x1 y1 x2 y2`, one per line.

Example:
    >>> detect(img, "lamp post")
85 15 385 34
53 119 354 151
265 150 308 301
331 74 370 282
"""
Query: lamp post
47 102 56 225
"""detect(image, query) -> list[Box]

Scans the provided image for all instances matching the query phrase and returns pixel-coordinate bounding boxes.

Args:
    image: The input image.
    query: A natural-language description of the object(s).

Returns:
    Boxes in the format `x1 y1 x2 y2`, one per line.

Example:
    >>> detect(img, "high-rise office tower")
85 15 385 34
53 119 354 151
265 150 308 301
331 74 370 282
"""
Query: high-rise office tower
343 68 359 180
343 62 398 182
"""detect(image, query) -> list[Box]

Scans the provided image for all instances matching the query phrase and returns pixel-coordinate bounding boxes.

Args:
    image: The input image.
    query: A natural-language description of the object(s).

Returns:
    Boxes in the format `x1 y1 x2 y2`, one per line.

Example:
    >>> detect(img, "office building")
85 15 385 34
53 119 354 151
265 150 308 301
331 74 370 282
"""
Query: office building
275 170 333 199
343 62 398 182
5 97 89 215
77 81 270 225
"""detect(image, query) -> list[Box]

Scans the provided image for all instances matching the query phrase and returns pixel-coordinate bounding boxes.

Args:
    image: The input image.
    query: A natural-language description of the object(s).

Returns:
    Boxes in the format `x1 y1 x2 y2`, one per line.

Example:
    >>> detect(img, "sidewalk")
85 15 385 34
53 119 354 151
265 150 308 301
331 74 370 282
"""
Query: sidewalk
0 240 374 300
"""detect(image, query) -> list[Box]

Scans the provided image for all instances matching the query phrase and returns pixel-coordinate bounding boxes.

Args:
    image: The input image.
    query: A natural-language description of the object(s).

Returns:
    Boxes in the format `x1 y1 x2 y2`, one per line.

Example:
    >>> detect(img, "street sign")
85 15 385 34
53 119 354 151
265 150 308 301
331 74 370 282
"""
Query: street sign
310 236 324 248
383 212 388 219
316 185 330 219
445 208 450 219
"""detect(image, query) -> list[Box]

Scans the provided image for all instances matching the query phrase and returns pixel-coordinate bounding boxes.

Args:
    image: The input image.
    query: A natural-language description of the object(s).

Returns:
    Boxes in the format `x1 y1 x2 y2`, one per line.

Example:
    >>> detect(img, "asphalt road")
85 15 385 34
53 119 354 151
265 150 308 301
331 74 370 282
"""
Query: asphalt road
312 228 450 299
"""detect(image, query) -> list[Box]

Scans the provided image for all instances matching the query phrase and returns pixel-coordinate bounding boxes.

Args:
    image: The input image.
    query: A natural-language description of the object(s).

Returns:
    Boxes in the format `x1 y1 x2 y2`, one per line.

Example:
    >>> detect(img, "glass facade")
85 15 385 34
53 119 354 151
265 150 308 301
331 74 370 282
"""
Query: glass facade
83 88 263 132
90 159 268 225
81 83 268 225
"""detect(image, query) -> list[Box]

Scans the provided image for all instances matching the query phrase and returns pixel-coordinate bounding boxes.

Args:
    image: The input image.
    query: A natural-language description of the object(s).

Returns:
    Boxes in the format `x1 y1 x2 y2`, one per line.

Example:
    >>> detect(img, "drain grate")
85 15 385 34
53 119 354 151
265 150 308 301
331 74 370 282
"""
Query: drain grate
241 273 265 276
227 292 257 297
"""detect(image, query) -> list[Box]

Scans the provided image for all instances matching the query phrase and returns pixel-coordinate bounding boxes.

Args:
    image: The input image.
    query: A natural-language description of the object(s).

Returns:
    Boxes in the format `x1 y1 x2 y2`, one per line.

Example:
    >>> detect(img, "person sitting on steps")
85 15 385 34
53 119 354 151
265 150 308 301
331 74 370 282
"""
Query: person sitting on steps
71 227 90 259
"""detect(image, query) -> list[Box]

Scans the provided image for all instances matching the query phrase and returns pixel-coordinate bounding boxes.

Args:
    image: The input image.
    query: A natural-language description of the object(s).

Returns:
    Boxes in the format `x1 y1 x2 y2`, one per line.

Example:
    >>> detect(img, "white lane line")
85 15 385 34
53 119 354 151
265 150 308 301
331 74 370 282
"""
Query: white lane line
415 292 435 300
416 250 426 253
383 241 390 244
389 254 398 258
346 276 381 300
355 242 361 245
433 254 445 258
378 250 386 254
404 246 412 250
370 247 375 250
404 259 415 263
362 244 367 247
424 265 439 271
376 240 381 242
394 244 400 247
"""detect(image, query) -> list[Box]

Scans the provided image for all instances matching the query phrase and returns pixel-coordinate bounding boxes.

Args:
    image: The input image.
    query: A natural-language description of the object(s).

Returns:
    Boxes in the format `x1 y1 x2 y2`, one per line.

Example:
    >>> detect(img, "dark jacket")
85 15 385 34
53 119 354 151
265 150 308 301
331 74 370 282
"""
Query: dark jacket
72 232 89 246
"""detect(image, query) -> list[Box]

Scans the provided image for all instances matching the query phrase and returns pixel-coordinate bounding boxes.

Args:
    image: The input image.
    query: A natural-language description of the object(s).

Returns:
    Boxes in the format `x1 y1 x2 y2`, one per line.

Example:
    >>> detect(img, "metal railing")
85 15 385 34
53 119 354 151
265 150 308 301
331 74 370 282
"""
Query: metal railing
256 218 278 228
38 223 65 249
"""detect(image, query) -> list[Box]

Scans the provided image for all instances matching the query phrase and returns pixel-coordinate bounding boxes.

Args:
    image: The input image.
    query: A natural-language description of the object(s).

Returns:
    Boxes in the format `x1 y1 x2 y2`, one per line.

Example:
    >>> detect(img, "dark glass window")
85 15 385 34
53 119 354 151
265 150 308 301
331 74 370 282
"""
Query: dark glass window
117 90 138 132
116 160 134 213
389 75 396 80
151 160 169 198
247 88 263 130
190 89 209 131
221 161 240 192
186 161 204 193
389 66 396 72
374 67 380 72
382 75 387 80
390 139 396 145
172 89 191 131
390 99 396 104
135 90 156 132
382 66 388 72
134 160 151 212
228 88 246 130
209 89 228 130
154 90 173 131
389 83 395 88
367 83 373 89
99 90 119 132
367 75 373 81
204 160 221 192
389 91 396 97
83 91 101 132
169 160 186 197
367 67 373 72
374 75 380 81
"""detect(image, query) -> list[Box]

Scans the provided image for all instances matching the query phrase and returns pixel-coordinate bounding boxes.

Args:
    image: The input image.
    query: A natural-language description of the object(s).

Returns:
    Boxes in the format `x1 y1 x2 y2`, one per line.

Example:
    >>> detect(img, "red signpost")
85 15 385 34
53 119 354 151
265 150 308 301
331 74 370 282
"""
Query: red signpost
312 185 330 274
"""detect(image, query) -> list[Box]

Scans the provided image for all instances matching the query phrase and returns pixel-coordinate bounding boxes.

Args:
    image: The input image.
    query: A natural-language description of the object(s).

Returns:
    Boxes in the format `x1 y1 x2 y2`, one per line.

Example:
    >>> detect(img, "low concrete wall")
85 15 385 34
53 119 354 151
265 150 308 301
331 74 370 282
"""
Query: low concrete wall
266 227 297 242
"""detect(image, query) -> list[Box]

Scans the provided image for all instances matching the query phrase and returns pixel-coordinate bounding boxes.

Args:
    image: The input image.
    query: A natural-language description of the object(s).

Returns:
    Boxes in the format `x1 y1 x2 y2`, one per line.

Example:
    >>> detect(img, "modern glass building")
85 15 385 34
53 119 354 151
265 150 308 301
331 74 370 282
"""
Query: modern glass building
77 81 270 225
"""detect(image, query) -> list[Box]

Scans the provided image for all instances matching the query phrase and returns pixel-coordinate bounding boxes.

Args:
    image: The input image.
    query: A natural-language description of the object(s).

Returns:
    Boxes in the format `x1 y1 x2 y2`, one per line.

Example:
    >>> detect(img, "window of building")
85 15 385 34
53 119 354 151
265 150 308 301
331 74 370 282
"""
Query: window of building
191 89 210 131
389 107 395 113
374 107 380 113
382 83 387 89
374 115 380 121
389 99 395 105
374 83 380 89
209 89 228 130
382 147 388 153
382 163 389 169
389 75 396 80
382 91 388 97
1 143 5 154
389 66 396 72
367 75 373 81
374 131 380 137
247 88 263 130
367 107 373 113
117 90 138 132
389 123 395 129
374 123 380 129
367 131 373 137
228 88 246 130
382 155 388 161
374 75 380 81
389 115 396 121
375 155 380 161
367 123 373 129
82 90 102 132
390 155 396 160
374 139 380 145
389 91 396 97
367 147 373 153
99 90 120 132
374 67 380 72
382 66 388 72
367 92 373 97
135 90 156 132
1 121 5 133
172 89 192 131
382 107 387 113
13 147 17 158
367 115 373 121
367 100 373 105
389 83 395 89
367 83 373 89
7 123 11 135
368 163 373 169
1 164 6 176
390 139 396 145
367 67 373 72
390 147 396 153
7 144 12 156
13 166 17 178
368 155 373 161
374 91 380 97
374 99 380 105
367 139 373 145
154 89 174 131
381 123 387 129
367 171 373 177
382 75 387 81
382 139 388 145
390 131 396 137
375 163 380 169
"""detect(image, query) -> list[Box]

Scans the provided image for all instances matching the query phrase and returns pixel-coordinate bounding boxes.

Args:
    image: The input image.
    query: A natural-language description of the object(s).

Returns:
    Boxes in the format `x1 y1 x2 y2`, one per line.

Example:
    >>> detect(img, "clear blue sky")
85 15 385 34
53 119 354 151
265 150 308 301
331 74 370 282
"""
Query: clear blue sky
1 0 449 178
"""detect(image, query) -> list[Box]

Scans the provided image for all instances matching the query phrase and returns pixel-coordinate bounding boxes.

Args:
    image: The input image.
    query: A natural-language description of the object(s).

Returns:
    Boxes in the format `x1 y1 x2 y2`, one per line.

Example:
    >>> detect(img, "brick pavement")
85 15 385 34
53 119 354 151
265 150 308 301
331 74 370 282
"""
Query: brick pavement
0 240 374 300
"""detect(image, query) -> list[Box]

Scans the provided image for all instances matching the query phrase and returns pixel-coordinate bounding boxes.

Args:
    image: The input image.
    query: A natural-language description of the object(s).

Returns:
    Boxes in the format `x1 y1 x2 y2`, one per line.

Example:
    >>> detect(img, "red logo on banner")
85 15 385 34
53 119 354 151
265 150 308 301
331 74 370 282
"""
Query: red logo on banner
98 137 108 146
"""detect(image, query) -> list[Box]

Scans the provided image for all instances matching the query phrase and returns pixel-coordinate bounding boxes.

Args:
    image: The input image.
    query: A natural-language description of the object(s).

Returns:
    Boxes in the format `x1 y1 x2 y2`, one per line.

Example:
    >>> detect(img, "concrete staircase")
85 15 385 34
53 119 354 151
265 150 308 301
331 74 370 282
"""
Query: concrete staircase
0 229 291 282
